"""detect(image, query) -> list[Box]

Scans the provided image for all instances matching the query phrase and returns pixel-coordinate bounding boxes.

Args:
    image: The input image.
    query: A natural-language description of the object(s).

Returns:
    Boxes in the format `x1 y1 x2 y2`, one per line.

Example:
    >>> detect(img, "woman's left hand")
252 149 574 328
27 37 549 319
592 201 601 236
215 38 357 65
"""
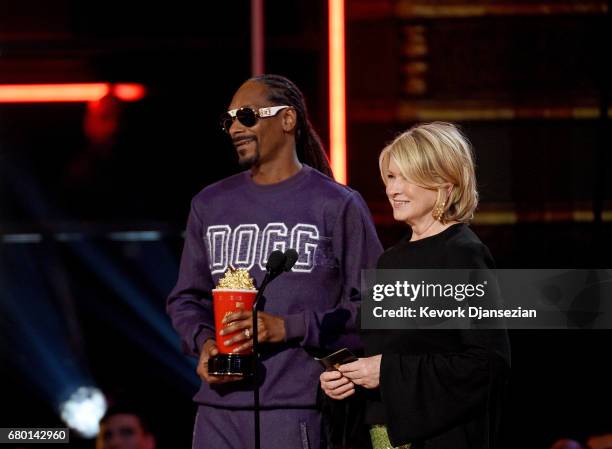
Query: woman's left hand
338 355 382 389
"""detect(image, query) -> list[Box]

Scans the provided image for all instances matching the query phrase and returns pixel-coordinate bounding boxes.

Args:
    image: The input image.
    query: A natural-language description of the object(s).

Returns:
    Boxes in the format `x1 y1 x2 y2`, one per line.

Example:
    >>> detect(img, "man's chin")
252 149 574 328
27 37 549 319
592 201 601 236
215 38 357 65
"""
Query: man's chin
238 154 259 169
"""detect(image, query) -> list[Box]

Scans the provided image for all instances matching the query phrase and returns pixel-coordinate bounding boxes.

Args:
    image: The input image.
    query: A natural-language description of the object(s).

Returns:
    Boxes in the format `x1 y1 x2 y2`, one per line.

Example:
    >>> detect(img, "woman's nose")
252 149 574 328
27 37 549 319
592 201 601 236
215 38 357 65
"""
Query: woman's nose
386 180 400 196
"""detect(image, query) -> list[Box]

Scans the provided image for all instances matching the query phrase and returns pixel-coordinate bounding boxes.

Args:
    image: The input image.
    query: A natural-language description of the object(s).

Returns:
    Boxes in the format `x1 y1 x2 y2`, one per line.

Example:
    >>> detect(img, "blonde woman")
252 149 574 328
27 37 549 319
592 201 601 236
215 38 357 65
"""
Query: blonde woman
321 122 510 449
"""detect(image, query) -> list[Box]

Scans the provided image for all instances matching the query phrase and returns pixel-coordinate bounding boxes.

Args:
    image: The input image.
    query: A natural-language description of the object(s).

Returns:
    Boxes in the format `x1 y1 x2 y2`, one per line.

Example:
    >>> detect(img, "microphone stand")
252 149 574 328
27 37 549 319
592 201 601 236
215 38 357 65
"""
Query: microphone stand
251 249 297 449
251 274 271 449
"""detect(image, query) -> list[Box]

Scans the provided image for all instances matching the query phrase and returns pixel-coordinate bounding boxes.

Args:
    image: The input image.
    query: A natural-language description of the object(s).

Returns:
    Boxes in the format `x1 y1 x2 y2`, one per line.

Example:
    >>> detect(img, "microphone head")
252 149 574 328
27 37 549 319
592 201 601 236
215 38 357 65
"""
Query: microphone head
266 250 286 273
283 249 299 272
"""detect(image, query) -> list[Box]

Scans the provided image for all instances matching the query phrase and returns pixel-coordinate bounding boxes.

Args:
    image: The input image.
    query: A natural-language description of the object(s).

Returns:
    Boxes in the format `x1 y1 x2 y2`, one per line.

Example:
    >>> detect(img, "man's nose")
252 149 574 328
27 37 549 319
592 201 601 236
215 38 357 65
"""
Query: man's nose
229 117 246 137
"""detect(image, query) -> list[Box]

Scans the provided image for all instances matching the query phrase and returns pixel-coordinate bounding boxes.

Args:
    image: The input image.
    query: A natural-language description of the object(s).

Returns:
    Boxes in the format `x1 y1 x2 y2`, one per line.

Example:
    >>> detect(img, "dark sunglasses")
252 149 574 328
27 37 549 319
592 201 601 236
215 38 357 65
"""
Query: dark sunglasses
220 105 289 134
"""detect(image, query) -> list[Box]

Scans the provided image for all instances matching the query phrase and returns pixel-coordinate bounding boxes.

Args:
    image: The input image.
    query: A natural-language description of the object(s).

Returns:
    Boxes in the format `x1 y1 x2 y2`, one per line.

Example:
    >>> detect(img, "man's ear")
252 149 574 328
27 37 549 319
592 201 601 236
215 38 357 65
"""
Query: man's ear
282 108 297 133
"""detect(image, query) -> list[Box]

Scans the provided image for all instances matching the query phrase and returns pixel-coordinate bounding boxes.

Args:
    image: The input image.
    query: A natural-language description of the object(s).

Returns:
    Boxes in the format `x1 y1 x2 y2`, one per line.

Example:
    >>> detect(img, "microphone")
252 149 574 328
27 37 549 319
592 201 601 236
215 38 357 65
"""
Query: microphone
266 250 286 279
255 249 298 306
283 249 298 272
254 250 285 309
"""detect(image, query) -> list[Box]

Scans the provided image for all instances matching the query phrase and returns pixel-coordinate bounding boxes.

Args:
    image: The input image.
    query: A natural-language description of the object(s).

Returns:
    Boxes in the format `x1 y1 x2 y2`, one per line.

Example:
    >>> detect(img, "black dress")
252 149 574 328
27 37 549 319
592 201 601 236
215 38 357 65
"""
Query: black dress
362 223 511 449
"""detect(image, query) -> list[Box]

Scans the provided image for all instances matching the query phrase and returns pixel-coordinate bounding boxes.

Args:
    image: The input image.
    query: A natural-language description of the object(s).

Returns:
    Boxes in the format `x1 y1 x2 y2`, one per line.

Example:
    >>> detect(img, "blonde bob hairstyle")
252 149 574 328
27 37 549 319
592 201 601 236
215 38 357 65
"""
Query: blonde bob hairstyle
379 121 478 223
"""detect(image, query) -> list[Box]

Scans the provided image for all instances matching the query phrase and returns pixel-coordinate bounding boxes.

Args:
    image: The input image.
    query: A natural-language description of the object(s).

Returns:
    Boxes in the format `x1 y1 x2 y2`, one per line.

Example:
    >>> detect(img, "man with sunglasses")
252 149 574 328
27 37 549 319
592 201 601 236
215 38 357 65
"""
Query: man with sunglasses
167 74 382 449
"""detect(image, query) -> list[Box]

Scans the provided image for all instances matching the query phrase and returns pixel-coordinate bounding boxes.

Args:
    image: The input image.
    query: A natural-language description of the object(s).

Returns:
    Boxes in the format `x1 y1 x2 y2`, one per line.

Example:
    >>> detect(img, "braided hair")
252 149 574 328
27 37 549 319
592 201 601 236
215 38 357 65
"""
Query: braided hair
251 74 333 178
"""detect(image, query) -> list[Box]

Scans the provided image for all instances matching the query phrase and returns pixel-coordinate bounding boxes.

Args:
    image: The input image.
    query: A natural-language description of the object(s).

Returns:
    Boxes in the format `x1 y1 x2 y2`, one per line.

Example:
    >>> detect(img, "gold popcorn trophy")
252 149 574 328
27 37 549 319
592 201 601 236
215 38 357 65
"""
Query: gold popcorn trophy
208 267 258 376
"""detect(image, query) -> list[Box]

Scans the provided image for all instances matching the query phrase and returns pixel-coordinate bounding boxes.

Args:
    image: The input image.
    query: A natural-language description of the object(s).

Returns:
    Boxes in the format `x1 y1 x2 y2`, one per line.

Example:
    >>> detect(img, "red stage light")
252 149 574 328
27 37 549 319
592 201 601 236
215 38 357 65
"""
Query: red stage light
329 0 347 184
0 83 146 103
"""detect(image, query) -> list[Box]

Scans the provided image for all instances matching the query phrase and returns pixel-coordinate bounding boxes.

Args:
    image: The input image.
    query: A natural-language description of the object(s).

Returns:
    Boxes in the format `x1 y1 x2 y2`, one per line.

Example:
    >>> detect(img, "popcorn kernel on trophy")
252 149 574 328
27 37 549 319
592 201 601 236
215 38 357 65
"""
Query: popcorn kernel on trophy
208 267 257 376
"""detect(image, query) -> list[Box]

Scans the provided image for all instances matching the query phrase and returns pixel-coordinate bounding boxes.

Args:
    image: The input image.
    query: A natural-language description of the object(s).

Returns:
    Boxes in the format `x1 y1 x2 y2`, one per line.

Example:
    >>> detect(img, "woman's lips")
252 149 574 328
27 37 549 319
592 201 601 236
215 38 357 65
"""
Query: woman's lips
392 200 410 208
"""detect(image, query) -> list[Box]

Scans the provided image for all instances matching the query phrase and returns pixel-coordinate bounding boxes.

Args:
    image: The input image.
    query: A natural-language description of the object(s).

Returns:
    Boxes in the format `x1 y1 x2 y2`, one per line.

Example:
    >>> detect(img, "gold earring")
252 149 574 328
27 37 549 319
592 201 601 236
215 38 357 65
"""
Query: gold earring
432 200 446 221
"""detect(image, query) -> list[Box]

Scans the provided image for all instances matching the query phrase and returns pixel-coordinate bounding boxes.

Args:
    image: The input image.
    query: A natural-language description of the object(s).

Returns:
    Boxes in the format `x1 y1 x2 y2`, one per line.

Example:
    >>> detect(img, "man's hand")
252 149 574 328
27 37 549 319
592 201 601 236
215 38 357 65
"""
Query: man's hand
220 310 286 353
338 355 382 389
320 370 355 400
196 339 242 384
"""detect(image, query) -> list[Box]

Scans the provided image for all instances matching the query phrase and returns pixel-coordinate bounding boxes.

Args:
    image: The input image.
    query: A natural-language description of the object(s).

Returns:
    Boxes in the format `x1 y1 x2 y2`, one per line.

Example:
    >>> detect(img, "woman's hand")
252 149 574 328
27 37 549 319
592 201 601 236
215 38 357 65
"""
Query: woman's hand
219 310 286 353
338 355 382 389
320 370 356 400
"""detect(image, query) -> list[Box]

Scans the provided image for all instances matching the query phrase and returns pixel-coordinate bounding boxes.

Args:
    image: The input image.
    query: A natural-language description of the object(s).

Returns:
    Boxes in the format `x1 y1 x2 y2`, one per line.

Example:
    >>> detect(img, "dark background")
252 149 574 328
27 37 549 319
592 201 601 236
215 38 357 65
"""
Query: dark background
1 1 611 448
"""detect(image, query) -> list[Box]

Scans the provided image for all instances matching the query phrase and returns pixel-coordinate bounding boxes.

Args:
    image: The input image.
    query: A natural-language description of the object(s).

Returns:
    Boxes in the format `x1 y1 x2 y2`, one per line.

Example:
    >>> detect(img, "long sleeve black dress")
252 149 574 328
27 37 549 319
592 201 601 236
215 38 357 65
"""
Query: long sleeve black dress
362 223 511 449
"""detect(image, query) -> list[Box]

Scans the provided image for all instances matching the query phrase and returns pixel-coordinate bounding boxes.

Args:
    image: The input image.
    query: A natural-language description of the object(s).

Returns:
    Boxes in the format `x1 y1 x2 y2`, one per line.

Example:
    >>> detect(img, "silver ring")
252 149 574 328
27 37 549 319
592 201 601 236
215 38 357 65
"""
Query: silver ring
244 328 251 339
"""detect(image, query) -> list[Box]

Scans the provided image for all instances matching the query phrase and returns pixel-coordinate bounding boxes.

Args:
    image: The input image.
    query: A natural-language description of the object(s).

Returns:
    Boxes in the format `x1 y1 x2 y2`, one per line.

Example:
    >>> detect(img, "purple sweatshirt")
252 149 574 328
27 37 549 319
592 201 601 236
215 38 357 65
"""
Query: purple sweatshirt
167 164 382 408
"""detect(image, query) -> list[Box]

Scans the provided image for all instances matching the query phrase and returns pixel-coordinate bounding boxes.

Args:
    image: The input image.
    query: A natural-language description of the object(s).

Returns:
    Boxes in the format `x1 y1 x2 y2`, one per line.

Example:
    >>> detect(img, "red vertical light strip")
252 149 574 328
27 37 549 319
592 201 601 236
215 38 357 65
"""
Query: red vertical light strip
329 0 347 184
251 0 265 76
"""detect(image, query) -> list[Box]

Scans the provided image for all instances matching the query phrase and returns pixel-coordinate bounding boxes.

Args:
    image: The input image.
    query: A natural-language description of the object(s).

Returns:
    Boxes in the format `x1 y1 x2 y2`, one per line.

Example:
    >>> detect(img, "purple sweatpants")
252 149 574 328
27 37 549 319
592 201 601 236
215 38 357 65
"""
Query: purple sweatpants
192 405 327 449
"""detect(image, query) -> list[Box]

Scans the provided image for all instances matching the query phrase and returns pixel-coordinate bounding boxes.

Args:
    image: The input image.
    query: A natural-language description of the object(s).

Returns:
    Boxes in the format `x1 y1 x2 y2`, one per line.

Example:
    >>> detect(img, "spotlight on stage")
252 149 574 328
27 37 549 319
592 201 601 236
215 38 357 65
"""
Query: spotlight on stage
59 386 107 438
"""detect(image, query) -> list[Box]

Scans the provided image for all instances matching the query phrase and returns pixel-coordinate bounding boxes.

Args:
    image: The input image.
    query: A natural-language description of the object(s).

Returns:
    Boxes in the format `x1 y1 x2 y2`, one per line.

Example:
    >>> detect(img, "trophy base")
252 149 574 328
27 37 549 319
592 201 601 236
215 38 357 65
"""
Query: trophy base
208 354 254 376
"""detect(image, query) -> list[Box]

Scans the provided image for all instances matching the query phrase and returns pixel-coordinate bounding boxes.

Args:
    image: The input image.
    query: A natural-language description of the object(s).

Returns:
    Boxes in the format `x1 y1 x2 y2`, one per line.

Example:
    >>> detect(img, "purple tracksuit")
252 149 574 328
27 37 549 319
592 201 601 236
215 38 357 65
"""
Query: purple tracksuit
167 165 382 448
